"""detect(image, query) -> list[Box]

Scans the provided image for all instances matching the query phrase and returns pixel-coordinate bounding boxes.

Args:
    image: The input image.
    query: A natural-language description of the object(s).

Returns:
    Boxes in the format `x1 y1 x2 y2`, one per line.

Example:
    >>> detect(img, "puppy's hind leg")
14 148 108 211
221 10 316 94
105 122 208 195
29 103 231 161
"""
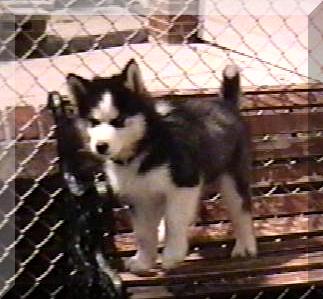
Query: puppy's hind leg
126 200 164 274
219 173 257 258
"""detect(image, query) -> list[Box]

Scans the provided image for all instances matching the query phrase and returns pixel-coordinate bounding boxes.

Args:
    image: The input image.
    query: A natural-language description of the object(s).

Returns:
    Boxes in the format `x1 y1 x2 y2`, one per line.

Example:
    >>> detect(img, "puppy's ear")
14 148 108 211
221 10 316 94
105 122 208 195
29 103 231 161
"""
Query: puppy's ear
66 73 89 98
121 59 146 95
66 73 90 116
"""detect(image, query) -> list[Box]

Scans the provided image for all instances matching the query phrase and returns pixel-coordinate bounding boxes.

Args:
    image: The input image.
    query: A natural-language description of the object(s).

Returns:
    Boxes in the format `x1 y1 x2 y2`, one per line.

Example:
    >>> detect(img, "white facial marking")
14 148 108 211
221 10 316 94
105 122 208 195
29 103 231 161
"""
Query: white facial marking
87 123 113 152
92 92 118 121
87 112 146 160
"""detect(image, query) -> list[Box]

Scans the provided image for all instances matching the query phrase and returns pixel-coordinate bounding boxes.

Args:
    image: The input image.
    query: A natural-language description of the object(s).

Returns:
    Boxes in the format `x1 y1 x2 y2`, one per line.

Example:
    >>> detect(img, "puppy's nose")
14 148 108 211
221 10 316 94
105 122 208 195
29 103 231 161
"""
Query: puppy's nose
96 142 109 155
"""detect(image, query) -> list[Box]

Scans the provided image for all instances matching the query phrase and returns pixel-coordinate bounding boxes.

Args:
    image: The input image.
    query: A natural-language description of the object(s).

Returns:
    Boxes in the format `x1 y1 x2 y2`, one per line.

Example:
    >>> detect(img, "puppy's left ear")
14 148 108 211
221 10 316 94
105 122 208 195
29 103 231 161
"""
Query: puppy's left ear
66 73 91 117
122 59 147 95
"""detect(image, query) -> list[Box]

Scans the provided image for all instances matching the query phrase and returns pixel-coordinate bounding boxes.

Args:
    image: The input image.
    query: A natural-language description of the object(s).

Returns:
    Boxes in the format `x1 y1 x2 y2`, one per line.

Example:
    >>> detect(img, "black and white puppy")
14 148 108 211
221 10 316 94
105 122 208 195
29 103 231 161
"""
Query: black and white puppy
66 60 257 274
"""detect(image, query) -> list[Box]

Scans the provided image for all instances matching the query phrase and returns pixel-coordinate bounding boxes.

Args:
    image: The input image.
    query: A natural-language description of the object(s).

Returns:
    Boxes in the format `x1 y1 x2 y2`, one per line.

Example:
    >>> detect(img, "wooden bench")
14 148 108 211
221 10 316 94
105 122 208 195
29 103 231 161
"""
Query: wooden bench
13 85 323 298
112 87 323 298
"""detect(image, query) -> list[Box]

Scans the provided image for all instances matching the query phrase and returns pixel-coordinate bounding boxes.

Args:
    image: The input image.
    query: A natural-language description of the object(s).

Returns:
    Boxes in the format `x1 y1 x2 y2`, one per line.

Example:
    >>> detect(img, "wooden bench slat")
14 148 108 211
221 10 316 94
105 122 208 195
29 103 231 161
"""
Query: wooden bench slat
191 213 323 243
122 236 323 285
253 161 323 188
242 93 310 110
245 112 323 135
183 235 323 261
12 91 323 179
14 127 323 179
201 191 323 223
114 214 323 254
161 89 323 110
126 269 323 299
241 90 323 110
114 192 323 232
253 136 323 160
120 250 323 286
123 236 323 298
160 251 323 278
192 160 322 193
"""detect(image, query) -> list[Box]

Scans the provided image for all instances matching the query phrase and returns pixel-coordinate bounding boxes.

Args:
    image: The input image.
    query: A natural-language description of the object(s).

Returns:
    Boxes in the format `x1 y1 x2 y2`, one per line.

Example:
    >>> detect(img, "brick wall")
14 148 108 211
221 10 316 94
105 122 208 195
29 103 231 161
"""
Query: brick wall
0 106 58 179
0 15 49 59
148 0 199 43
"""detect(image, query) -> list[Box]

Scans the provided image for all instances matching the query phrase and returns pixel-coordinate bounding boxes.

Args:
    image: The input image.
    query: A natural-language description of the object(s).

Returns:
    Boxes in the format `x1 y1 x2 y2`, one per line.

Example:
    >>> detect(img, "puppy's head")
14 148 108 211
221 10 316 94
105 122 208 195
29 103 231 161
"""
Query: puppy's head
66 59 150 161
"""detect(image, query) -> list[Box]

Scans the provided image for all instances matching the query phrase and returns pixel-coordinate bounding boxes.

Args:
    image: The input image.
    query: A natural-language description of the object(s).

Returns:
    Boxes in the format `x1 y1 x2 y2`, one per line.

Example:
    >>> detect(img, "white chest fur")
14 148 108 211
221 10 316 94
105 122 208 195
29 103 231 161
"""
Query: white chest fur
104 158 173 202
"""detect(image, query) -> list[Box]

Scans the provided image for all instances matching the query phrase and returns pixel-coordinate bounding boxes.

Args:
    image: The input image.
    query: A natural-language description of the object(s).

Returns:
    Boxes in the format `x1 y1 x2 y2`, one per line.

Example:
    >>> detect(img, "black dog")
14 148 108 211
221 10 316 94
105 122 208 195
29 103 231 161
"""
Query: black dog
47 92 122 298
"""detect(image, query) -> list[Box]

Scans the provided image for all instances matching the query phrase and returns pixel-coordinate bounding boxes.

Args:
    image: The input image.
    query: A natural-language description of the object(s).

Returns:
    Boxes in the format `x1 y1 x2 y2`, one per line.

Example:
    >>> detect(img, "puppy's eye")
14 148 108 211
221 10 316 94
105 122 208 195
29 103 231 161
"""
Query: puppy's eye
110 115 126 128
88 118 101 127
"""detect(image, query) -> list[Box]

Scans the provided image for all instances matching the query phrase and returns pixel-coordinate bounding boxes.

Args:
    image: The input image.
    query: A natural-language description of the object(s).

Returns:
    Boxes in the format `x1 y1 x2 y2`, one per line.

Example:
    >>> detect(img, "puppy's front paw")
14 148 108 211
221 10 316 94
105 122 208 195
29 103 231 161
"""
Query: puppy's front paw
231 237 257 258
162 249 187 270
125 255 154 275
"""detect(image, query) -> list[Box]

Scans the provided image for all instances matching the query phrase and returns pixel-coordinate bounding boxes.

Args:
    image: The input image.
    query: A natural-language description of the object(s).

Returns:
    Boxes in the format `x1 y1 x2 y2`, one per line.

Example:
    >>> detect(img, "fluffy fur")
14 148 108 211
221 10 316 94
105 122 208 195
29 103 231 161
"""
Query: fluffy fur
66 60 257 274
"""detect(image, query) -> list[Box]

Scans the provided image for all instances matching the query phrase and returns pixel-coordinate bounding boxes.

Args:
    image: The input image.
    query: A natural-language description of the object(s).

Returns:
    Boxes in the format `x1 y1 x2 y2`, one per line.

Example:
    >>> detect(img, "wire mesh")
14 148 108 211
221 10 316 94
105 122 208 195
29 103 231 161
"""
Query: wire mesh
0 0 323 298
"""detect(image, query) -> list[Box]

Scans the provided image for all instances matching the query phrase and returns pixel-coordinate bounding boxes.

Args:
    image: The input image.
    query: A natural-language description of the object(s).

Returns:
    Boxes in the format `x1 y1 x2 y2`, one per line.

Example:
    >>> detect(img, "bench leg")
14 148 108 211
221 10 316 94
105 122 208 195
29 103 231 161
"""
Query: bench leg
126 201 164 274
219 173 257 258
162 187 200 269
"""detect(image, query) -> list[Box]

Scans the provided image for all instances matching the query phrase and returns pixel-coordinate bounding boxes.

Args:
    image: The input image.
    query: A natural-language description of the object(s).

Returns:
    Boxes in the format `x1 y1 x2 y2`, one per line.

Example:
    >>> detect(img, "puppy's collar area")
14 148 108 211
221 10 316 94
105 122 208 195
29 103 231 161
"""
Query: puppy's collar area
109 150 136 165
110 137 149 166
110 157 132 165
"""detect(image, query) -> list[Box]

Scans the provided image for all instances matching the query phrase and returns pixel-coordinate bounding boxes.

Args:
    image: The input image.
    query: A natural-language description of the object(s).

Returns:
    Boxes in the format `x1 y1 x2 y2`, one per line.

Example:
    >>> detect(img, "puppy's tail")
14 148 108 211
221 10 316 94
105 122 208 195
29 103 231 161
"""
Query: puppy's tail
221 64 241 106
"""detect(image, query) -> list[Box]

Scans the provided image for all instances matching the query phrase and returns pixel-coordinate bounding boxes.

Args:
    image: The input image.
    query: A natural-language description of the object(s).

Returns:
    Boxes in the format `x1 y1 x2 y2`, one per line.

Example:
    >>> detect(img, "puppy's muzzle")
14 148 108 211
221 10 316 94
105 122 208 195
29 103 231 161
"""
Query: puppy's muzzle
96 142 109 155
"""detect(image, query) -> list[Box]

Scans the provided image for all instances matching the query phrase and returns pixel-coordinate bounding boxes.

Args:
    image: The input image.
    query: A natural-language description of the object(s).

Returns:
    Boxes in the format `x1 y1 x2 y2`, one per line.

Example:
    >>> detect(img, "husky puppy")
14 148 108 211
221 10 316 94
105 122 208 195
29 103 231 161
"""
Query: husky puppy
66 60 257 274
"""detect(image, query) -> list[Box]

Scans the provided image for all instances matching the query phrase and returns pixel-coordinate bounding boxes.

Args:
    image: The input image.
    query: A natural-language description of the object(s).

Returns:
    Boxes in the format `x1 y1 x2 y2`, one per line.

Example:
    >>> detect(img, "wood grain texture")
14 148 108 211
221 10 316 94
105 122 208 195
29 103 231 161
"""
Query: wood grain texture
121 237 323 298
114 214 323 254
113 192 323 232
126 269 323 299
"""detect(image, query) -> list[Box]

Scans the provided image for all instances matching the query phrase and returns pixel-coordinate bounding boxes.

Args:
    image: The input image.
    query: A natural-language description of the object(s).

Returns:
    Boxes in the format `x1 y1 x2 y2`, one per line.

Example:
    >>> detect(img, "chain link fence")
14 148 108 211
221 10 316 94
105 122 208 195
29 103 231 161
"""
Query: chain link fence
1 0 323 298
